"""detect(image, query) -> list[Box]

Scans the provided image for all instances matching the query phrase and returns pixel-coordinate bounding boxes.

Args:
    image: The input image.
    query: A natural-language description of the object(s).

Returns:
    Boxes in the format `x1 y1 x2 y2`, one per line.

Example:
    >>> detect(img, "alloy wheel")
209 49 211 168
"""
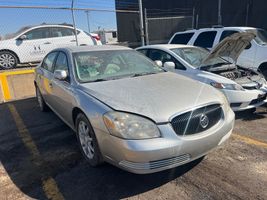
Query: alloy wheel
0 53 16 69
78 120 95 159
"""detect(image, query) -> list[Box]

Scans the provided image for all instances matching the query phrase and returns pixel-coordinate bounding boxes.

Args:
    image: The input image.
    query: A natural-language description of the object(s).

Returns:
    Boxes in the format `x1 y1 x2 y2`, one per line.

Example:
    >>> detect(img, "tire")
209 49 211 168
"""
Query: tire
36 87 49 112
76 113 103 167
0 51 18 69
245 108 256 114
258 64 267 80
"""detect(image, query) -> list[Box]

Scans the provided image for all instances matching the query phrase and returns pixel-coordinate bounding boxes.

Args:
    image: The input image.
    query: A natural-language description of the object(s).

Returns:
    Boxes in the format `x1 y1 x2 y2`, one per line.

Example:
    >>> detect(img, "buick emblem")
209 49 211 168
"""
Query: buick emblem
200 114 209 129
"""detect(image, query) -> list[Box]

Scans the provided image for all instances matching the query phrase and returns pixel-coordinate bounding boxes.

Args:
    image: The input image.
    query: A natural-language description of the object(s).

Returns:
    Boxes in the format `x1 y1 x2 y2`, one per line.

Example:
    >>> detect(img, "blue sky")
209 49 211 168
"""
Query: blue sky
0 0 118 36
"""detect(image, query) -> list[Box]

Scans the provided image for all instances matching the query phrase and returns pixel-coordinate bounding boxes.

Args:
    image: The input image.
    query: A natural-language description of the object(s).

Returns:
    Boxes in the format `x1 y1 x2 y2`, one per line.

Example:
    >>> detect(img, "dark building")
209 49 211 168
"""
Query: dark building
115 0 267 46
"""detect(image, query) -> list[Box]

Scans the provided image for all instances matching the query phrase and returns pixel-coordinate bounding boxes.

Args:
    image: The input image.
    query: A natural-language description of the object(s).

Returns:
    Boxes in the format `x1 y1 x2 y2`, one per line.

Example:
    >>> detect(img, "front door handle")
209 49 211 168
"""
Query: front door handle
44 42 51 44
70 40 76 42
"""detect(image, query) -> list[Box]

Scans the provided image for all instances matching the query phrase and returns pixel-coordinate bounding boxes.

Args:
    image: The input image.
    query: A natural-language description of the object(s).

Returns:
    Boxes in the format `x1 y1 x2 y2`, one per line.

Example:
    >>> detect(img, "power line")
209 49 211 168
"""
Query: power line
0 5 139 13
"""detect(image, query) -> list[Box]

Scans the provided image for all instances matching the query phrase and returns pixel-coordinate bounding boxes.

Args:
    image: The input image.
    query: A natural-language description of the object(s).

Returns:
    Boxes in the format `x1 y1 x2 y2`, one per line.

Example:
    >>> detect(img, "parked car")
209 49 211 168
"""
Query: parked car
34 45 234 174
137 32 267 112
0 24 99 69
85 32 102 45
169 26 267 77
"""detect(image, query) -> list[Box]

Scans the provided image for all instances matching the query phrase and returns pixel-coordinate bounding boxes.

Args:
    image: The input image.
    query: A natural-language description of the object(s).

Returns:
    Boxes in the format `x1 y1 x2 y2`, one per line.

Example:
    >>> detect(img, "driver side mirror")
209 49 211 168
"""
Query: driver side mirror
18 35 27 40
164 61 176 71
54 70 68 81
154 60 163 67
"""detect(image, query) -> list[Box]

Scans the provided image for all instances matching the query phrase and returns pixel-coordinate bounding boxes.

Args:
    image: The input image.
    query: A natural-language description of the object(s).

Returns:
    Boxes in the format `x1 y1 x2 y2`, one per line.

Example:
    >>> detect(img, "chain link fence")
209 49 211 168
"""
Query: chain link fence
0 1 139 70
144 8 193 44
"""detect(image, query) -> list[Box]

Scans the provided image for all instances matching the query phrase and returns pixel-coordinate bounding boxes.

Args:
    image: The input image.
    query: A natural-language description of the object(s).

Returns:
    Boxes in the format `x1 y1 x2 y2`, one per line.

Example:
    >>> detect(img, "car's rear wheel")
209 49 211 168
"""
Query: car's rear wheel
36 87 49 112
0 51 18 69
76 113 103 166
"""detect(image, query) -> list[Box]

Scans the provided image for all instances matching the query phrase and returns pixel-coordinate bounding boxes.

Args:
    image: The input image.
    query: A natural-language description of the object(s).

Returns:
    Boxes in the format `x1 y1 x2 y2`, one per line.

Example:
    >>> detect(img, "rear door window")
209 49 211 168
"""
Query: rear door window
51 27 76 37
220 30 239 41
194 31 217 48
170 33 194 44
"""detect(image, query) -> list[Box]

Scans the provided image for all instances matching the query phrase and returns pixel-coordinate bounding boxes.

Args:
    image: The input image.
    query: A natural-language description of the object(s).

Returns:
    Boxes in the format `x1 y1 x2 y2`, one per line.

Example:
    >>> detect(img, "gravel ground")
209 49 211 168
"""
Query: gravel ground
0 98 266 200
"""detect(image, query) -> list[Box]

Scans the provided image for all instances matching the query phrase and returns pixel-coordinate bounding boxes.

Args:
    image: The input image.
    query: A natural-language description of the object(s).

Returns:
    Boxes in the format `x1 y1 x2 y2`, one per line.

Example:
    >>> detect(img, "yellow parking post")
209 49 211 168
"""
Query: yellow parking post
0 73 11 101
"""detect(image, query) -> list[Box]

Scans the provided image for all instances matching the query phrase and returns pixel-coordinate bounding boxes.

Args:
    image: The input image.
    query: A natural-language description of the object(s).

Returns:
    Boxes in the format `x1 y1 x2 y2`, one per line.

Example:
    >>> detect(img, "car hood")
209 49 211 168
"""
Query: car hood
182 67 266 89
181 68 237 84
79 72 223 123
203 32 256 64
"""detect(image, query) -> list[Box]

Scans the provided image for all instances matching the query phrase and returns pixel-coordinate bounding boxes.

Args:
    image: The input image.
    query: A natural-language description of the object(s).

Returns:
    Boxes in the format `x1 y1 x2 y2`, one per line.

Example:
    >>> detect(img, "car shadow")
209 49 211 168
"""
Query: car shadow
235 107 267 121
0 98 202 200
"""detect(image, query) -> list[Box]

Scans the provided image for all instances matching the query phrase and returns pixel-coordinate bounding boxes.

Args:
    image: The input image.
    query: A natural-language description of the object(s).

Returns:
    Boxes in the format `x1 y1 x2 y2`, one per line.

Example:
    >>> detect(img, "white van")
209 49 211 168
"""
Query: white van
169 27 267 77
0 24 100 69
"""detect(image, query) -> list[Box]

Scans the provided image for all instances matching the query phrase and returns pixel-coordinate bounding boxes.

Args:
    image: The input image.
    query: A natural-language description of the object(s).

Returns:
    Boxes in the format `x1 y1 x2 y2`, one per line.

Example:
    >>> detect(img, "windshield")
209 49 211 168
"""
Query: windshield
3 26 32 40
171 47 228 68
253 29 267 45
73 50 164 83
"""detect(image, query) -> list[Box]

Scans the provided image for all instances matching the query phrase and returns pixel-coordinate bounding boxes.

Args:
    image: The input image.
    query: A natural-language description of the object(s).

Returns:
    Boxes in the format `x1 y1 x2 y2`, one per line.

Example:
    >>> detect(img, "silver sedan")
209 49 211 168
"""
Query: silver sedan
34 45 235 174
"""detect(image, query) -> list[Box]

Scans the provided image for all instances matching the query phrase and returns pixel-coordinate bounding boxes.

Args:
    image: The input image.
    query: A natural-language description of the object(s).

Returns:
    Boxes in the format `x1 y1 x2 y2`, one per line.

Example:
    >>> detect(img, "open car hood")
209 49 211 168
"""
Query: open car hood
203 32 255 64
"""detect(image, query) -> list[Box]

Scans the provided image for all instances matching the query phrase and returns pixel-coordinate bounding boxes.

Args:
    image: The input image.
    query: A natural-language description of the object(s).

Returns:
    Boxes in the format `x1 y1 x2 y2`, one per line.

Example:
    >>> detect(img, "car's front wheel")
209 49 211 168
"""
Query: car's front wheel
0 51 18 69
76 113 103 166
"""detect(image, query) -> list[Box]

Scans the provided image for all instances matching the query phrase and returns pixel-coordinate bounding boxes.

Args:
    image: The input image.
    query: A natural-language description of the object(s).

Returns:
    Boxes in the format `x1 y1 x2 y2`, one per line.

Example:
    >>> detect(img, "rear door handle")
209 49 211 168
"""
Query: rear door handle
44 42 51 44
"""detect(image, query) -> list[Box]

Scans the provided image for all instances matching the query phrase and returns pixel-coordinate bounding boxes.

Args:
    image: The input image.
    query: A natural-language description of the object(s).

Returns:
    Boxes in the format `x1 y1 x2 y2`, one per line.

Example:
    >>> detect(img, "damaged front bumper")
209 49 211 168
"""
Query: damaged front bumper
222 87 267 111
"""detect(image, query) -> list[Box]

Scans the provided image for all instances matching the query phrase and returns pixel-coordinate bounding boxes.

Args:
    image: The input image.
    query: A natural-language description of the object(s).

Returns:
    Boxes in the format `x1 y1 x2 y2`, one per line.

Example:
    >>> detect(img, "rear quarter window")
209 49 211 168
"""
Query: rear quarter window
194 31 217 48
219 30 239 41
170 33 194 44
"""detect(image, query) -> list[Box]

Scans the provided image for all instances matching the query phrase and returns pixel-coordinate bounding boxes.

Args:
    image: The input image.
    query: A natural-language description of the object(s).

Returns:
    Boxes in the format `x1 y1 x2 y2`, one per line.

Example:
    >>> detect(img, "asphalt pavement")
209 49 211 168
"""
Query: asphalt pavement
0 98 266 200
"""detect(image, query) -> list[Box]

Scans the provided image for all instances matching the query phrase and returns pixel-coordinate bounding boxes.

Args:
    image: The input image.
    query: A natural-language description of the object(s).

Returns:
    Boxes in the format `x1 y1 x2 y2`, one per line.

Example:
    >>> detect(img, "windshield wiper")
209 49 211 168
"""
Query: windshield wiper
131 71 162 77
88 78 109 83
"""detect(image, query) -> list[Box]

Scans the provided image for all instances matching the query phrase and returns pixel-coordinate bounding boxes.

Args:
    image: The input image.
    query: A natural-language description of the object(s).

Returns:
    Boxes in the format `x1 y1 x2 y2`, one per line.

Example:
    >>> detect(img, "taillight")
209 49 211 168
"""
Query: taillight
92 35 101 41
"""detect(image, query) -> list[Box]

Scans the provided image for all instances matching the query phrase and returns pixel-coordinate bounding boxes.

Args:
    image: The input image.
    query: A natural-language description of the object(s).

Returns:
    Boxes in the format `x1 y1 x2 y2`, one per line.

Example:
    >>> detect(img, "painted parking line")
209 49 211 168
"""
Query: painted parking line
233 133 267 149
7 104 64 200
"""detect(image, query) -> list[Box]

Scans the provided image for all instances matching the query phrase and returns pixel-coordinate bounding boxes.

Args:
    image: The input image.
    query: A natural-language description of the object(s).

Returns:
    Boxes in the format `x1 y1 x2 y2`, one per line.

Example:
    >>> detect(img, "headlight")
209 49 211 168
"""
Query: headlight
103 111 160 139
210 82 244 91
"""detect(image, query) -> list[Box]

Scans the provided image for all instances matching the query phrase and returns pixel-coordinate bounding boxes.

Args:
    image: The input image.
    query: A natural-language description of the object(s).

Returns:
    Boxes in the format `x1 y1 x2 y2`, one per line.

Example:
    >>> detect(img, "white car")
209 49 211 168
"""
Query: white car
137 32 267 112
169 26 267 77
0 24 99 69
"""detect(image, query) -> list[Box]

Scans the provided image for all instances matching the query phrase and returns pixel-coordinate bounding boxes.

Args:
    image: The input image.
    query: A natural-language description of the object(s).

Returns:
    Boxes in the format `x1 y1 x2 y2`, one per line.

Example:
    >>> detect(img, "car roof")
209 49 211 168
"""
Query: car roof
176 26 257 34
138 44 196 50
60 45 132 53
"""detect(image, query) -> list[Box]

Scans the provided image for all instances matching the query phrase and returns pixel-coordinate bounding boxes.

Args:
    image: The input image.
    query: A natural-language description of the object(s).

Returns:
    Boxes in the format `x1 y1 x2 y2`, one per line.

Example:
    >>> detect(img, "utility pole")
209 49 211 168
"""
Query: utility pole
71 0 79 46
138 0 145 46
218 0 222 25
192 7 195 29
245 0 250 26
85 10 91 33
144 8 149 45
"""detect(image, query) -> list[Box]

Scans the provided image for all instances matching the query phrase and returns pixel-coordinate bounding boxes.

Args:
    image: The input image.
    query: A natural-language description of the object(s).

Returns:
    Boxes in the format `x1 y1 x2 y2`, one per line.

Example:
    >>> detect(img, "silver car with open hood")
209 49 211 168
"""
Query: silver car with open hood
34 45 235 174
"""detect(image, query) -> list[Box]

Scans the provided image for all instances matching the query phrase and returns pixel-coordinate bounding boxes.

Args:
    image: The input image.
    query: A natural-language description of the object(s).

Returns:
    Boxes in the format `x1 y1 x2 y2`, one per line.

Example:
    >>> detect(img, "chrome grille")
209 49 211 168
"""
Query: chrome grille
119 154 191 170
171 104 223 136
